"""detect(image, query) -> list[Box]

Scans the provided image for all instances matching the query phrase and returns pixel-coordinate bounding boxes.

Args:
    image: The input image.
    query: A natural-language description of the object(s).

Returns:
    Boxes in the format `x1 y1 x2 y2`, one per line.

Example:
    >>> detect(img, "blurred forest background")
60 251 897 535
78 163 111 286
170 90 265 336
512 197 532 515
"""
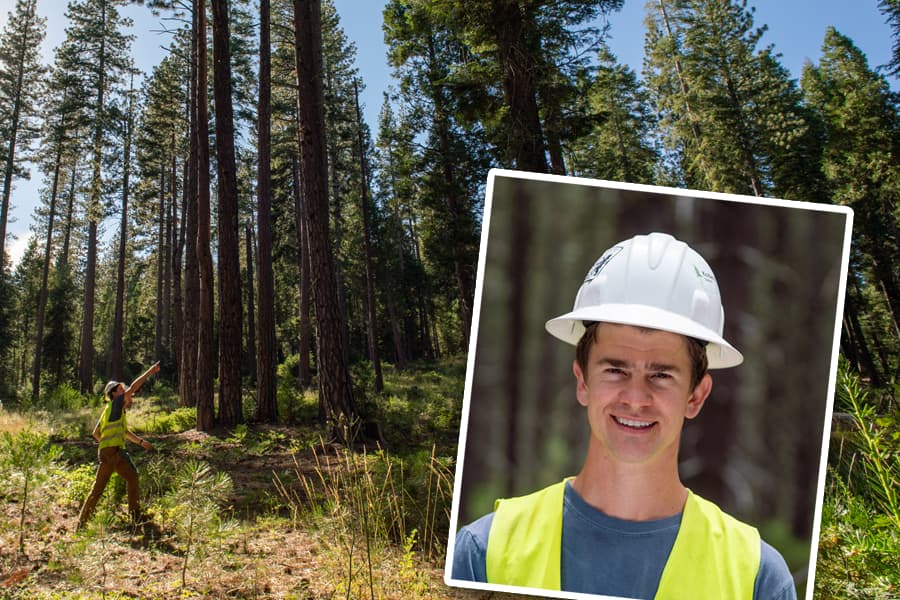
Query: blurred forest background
457 174 849 591
0 0 897 596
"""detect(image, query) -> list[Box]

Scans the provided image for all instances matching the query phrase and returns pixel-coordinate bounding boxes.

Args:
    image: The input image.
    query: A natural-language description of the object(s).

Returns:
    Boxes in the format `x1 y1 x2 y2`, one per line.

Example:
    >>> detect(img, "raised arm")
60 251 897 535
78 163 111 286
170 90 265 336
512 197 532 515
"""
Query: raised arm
126 360 161 397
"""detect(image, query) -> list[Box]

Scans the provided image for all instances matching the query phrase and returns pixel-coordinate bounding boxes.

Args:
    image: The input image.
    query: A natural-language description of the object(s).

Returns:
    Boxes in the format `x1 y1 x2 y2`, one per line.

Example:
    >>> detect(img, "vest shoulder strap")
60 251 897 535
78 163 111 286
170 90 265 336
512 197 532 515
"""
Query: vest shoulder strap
655 490 761 600
485 479 567 589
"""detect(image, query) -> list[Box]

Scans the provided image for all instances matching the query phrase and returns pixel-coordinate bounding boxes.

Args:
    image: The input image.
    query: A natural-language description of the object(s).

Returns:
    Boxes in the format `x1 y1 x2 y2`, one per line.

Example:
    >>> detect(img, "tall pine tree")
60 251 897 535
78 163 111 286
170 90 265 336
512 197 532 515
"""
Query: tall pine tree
0 0 45 269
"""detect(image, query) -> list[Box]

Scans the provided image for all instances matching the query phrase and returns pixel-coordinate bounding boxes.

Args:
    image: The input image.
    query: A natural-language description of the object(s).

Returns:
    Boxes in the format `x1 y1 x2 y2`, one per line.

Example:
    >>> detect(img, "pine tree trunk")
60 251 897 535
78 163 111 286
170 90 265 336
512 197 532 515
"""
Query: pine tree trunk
61 162 77 268
172 153 185 394
293 0 358 442
79 220 98 393
0 0 37 270
424 34 474 348
490 0 547 173
181 13 200 409
291 153 312 388
326 122 351 362
163 182 173 353
211 0 244 427
78 0 109 394
354 81 383 393
110 83 134 381
155 171 165 363
196 0 216 430
31 142 63 403
255 0 277 422
244 221 257 381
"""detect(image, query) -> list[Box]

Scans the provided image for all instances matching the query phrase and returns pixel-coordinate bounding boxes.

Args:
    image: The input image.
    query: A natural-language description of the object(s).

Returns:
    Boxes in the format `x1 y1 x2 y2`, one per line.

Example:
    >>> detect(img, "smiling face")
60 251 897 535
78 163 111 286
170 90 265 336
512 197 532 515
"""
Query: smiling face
573 323 712 468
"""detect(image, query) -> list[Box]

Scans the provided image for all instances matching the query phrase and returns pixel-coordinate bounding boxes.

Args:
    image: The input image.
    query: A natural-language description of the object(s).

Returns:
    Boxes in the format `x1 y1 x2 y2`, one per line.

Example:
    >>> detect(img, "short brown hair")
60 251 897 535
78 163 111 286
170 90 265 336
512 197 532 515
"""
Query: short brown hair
575 322 709 389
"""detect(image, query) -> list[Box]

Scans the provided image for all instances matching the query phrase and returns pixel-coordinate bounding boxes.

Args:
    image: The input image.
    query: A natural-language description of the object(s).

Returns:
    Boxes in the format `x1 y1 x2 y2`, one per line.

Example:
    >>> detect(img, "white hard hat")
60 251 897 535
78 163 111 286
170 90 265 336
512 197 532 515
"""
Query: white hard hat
545 232 743 369
103 381 122 398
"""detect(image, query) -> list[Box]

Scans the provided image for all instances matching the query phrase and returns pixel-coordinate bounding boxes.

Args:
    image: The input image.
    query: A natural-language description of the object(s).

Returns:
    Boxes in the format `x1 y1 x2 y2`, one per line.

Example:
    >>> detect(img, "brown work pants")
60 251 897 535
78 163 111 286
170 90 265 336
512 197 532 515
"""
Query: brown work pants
77 445 141 527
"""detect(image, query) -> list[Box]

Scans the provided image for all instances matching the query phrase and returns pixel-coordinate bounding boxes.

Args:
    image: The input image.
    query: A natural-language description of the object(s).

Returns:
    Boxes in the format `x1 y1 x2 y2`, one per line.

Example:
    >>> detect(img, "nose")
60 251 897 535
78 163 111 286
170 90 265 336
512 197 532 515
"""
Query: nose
617 376 654 407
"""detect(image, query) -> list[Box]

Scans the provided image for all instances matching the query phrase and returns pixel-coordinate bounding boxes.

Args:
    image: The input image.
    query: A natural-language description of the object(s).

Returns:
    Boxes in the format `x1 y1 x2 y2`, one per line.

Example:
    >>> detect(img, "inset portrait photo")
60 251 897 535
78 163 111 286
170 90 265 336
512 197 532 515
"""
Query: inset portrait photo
445 170 853 600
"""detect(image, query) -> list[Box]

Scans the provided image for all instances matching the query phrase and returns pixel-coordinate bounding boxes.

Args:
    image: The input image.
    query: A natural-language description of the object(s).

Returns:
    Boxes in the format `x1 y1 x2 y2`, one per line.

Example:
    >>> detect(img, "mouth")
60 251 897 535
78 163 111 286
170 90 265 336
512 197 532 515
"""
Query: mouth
612 415 657 431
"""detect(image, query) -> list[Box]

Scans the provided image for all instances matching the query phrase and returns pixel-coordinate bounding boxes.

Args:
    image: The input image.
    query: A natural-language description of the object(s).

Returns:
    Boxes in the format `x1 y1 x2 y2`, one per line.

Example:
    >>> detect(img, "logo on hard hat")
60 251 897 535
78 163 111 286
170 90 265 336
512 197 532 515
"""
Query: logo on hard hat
693 264 715 284
584 246 623 283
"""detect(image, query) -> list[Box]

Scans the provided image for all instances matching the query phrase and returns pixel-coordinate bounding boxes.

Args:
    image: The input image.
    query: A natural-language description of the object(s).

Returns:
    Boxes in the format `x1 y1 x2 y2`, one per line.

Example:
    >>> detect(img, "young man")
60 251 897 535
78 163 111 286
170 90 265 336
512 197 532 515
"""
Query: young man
77 361 161 529
452 233 796 599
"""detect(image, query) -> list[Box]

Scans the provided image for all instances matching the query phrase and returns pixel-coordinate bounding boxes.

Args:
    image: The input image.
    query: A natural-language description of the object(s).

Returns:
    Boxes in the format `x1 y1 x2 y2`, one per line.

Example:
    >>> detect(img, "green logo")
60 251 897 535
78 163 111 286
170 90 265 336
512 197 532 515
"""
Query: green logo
693 264 715 284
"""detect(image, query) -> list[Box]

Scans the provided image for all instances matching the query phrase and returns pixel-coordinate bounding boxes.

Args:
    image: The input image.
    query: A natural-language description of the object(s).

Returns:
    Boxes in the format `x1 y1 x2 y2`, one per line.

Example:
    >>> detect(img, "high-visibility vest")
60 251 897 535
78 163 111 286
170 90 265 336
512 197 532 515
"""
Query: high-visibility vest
98 401 127 450
485 479 761 599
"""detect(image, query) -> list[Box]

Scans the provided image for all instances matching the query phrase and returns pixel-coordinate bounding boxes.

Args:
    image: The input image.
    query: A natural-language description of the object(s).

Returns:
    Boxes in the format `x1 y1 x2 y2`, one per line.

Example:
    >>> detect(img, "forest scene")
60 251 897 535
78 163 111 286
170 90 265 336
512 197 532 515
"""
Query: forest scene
0 0 897 598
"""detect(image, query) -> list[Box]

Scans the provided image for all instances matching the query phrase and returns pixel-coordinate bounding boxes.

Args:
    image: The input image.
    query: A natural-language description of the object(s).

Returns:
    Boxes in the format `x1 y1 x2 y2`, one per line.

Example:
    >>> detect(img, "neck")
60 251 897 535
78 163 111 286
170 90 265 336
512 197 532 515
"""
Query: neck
571 441 687 521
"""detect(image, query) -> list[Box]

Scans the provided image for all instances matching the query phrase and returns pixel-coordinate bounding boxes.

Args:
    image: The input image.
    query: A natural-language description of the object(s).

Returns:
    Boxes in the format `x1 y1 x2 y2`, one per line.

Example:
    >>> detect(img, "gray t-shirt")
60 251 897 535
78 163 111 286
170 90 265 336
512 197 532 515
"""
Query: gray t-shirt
452 481 796 600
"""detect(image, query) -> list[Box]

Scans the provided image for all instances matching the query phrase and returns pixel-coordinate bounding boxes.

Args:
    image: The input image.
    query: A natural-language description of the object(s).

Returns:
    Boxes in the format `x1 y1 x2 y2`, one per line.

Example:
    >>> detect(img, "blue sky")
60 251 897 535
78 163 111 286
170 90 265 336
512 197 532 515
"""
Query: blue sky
0 0 896 266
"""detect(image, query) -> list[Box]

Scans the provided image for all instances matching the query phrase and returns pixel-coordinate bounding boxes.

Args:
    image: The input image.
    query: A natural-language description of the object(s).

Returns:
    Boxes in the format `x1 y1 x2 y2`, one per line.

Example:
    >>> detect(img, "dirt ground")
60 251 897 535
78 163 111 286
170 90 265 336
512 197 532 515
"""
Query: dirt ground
0 427 505 599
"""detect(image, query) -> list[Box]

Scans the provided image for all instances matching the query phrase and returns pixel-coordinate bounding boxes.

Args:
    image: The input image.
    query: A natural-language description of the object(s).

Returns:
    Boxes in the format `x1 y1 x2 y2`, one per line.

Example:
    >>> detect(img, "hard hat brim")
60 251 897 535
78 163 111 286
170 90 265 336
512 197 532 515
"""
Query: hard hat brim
545 304 744 369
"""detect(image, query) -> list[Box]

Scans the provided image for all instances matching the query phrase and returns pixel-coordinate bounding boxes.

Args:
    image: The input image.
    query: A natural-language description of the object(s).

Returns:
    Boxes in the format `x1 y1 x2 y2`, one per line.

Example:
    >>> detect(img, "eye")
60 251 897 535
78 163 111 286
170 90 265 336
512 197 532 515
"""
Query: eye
650 372 673 381
601 367 627 380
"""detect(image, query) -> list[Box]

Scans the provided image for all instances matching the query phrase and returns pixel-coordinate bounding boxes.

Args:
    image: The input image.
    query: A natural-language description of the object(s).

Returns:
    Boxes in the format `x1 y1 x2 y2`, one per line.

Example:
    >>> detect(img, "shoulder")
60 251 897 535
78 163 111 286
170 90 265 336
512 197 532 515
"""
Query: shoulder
451 513 494 582
754 540 797 600
455 513 493 556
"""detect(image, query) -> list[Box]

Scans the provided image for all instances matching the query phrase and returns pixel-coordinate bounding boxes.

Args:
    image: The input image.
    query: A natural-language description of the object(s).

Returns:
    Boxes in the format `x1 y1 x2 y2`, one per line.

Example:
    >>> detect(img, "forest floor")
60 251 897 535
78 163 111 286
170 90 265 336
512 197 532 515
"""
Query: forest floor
0 428 500 600
0 361 532 599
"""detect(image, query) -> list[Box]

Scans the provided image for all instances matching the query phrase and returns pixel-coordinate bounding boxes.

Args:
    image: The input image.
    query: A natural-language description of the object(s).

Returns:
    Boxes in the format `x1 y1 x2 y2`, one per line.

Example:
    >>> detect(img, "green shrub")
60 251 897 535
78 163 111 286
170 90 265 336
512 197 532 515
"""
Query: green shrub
277 354 317 423
59 463 98 508
142 406 196 434
44 384 89 411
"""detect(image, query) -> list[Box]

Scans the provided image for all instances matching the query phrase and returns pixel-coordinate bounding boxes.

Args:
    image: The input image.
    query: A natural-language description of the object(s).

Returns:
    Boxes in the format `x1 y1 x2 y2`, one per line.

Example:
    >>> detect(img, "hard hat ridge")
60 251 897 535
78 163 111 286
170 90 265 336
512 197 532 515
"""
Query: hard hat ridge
103 380 122 398
545 232 743 369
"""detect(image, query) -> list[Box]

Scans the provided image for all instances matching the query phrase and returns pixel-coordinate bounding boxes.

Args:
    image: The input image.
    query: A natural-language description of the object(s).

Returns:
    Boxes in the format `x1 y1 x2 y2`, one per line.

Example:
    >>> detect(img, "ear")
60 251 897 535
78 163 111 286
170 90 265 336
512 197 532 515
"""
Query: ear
684 373 712 419
573 359 589 407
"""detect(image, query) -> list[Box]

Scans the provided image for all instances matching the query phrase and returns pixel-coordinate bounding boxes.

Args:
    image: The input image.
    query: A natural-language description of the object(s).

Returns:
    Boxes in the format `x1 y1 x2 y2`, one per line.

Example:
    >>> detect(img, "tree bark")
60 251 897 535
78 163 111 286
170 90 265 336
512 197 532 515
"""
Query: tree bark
255 0 277 422
211 0 244 427
78 0 109 394
293 0 358 442
110 81 134 381
244 221 257 381
196 0 216 430
181 5 200 409
172 151 185 393
291 153 312 388
31 139 64 403
155 170 165 364
490 0 548 173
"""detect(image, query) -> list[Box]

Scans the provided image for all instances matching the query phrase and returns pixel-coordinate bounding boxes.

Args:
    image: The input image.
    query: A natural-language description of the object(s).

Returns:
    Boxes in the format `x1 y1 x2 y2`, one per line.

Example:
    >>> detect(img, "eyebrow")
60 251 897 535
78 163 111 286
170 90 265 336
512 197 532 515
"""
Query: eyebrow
595 357 682 373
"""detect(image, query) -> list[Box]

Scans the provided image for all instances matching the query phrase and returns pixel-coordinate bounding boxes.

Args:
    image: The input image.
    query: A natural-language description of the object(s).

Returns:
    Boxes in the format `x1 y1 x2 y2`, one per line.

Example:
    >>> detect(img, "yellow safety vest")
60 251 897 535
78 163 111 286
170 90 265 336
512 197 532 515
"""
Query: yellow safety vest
98 401 127 450
485 479 761 599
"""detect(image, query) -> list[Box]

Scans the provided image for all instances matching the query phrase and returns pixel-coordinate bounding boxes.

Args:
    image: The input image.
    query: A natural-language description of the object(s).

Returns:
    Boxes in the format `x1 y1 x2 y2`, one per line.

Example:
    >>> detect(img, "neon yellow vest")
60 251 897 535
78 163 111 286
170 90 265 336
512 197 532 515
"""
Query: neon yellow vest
485 479 761 599
98 401 127 450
